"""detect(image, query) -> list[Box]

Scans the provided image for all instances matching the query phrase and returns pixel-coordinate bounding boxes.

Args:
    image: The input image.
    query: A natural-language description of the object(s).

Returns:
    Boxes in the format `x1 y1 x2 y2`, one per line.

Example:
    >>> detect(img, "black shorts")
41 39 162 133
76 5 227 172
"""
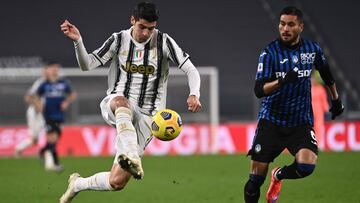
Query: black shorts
45 120 62 136
248 119 318 163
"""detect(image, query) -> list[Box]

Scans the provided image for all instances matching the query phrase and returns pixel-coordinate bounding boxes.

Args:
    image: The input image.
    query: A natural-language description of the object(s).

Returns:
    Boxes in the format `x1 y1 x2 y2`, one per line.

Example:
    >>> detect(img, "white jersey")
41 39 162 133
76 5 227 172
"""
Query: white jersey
27 77 44 96
26 77 45 137
26 77 45 113
75 27 200 116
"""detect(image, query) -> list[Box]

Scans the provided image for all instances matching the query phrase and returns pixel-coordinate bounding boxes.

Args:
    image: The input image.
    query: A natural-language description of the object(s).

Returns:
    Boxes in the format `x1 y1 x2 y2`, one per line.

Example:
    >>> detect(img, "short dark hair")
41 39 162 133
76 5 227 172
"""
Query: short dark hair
44 60 60 68
133 2 159 22
280 6 303 22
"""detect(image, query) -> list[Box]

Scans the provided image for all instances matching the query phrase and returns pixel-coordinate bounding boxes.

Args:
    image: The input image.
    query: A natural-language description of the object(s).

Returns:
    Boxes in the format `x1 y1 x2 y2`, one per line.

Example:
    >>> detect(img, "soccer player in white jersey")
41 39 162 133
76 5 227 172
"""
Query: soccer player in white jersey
59 2 202 202
14 69 47 157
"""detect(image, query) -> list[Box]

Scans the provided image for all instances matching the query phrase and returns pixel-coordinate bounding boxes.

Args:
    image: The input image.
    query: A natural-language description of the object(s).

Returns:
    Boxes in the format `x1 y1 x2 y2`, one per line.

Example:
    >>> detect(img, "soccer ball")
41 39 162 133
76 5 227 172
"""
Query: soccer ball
151 109 183 141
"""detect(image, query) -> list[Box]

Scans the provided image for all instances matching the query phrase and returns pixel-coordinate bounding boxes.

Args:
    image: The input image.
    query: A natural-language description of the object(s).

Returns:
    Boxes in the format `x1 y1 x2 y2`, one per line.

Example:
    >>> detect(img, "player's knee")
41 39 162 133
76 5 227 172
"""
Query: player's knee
244 174 265 195
109 177 127 191
111 96 130 111
296 163 316 178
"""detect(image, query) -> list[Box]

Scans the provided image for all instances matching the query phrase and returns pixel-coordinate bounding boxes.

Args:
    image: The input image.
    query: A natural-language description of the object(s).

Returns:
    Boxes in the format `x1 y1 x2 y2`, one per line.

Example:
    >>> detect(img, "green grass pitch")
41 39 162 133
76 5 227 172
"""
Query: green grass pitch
0 152 359 203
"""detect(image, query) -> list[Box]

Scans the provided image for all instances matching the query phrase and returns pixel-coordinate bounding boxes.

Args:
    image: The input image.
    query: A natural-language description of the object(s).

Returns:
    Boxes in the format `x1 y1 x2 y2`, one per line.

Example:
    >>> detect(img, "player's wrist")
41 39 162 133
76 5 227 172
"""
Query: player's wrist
73 37 82 47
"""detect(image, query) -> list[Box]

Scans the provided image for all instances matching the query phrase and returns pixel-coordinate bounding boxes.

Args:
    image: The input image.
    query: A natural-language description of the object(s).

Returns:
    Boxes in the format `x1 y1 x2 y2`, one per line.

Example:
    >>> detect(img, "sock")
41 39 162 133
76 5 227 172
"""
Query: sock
44 150 55 169
74 172 113 192
15 138 33 152
276 161 316 180
48 143 59 165
244 174 265 203
115 107 138 158
40 143 50 157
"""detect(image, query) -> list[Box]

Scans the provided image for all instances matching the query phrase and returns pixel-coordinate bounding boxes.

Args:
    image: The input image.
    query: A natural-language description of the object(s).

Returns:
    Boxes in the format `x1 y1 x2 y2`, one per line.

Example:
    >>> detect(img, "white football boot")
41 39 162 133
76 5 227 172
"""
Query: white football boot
118 154 144 180
59 173 81 203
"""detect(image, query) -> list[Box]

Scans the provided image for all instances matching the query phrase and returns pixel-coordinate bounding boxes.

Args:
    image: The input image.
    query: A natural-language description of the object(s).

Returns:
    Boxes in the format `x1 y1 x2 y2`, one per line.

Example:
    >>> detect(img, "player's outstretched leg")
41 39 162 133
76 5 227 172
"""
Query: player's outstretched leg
14 138 33 157
266 167 282 203
59 173 81 203
114 106 143 179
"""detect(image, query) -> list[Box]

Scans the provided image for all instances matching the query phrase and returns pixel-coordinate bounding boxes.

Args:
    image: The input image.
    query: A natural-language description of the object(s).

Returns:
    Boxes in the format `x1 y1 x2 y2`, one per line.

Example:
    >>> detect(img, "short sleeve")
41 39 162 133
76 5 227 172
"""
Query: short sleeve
255 49 273 81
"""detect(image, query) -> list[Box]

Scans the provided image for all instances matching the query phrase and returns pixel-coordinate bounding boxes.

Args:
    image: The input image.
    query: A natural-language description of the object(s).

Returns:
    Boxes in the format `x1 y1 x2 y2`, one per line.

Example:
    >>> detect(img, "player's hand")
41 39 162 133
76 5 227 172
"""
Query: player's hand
61 101 70 111
187 95 202 113
278 69 298 85
329 98 344 120
60 20 81 41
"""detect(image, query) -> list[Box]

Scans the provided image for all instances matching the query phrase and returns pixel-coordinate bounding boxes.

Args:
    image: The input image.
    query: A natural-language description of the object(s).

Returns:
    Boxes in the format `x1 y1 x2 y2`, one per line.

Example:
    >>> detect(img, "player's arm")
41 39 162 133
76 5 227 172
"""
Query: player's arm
254 49 297 98
314 43 344 119
182 60 202 113
61 81 77 111
317 63 344 119
60 20 110 71
165 34 201 113
61 91 77 111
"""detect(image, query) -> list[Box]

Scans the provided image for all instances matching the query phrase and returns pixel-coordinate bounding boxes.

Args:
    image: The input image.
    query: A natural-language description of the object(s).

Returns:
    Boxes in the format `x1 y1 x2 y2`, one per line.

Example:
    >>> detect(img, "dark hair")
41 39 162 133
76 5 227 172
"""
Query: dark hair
133 2 159 22
280 6 303 22
44 60 60 68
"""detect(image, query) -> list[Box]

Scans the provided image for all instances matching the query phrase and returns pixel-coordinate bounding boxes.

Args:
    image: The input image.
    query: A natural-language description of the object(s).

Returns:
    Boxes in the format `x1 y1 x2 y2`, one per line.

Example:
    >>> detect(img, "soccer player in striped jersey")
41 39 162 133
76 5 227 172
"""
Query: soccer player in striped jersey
60 2 201 202
244 6 344 203
35 62 77 172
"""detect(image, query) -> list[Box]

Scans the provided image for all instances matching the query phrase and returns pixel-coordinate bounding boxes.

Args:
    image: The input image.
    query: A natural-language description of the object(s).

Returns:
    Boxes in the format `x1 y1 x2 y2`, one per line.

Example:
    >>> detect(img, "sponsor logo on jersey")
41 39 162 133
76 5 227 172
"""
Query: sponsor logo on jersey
275 69 312 78
121 62 155 75
301 52 316 64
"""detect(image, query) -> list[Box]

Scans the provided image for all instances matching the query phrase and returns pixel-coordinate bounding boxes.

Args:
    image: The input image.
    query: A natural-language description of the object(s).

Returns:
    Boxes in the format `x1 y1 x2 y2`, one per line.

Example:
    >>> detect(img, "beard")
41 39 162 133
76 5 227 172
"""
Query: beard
280 33 299 45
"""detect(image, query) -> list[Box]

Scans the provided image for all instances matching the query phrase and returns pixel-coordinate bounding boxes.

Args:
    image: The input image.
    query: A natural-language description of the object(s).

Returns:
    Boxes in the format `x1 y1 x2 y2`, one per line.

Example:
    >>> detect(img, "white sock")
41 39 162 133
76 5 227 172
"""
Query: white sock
74 172 113 192
15 139 33 152
44 150 55 169
115 107 138 158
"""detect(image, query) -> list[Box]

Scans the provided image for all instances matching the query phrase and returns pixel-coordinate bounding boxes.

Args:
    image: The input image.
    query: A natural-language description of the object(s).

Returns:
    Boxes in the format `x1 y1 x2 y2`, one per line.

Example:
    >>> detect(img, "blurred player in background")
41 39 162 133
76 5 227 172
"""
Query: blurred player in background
311 71 329 150
34 62 77 172
14 69 48 157
244 6 344 203
59 2 201 203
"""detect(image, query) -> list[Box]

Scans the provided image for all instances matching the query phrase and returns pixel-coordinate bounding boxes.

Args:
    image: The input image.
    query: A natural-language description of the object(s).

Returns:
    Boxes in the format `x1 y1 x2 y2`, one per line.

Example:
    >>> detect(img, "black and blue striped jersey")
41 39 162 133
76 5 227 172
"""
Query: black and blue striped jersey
37 79 73 122
255 38 328 127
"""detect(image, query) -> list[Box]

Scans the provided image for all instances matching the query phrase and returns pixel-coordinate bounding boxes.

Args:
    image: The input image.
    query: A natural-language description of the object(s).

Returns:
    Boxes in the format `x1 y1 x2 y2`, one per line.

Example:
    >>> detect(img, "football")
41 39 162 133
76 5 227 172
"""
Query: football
151 109 183 141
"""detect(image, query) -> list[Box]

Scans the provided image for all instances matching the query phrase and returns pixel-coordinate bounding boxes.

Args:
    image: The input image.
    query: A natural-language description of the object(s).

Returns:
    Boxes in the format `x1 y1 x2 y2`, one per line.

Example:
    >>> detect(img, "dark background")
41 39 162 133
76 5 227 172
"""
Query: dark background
1 0 359 121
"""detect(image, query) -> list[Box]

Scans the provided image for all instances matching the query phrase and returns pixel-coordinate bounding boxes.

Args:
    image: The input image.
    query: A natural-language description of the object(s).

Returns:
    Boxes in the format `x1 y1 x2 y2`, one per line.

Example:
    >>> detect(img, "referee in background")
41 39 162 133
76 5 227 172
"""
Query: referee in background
244 6 344 203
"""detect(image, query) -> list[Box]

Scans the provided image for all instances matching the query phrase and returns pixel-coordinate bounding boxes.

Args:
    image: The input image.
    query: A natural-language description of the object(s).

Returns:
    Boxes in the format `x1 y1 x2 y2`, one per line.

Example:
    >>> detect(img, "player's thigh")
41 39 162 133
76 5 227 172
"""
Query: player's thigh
99 94 119 126
286 125 318 159
248 119 284 163
109 164 132 189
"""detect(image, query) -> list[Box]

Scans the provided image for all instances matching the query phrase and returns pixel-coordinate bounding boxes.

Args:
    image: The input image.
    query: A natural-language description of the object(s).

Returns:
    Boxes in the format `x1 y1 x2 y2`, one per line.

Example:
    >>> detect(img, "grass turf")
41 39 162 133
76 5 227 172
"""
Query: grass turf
0 152 359 203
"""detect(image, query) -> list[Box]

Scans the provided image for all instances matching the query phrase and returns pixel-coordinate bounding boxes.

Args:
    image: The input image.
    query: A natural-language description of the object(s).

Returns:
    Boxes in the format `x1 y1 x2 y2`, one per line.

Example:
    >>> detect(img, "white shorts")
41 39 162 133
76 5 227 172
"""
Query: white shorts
99 94 153 159
26 106 44 138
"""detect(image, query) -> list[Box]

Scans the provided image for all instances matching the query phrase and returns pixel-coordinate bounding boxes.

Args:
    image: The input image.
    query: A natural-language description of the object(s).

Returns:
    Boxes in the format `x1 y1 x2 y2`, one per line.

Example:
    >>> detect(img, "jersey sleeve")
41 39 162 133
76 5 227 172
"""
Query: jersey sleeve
92 33 120 65
314 42 328 69
164 34 190 68
255 49 273 81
